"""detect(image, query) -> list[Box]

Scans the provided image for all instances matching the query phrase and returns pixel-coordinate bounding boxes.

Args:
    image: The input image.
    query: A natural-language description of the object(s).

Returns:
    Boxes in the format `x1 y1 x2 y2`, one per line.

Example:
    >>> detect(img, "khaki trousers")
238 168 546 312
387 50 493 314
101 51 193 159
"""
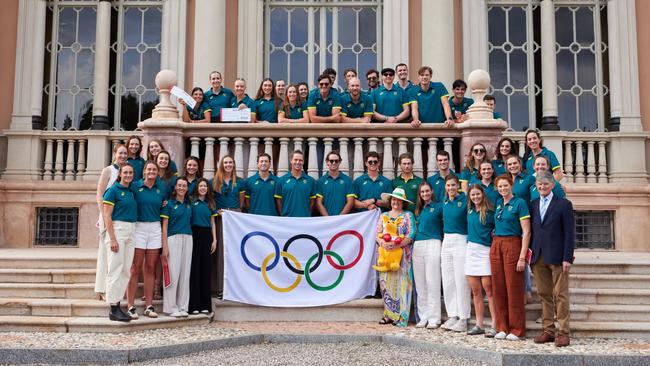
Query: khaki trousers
532 256 571 336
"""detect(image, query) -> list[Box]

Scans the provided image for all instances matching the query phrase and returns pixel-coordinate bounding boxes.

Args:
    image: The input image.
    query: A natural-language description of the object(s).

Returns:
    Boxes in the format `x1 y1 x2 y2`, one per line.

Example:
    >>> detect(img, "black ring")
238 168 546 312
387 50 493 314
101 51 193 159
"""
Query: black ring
282 234 323 275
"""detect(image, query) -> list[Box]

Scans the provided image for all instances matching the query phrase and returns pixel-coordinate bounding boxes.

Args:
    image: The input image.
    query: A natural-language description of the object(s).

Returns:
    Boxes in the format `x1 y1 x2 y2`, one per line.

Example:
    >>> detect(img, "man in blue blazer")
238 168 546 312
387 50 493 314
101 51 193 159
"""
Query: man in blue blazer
530 170 575 347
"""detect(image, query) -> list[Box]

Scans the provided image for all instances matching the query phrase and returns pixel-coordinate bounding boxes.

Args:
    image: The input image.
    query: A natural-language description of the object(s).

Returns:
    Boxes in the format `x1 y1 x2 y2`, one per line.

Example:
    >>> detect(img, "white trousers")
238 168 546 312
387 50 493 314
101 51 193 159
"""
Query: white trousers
94 218 107 293
163 234 193 314
412 238 442 325
105 221 136 304
441 233 471 319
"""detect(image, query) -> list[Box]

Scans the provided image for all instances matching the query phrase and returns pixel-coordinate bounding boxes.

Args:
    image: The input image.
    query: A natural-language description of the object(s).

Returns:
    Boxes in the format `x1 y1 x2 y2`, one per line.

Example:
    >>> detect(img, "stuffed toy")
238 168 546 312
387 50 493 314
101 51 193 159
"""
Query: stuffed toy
373 215 404 272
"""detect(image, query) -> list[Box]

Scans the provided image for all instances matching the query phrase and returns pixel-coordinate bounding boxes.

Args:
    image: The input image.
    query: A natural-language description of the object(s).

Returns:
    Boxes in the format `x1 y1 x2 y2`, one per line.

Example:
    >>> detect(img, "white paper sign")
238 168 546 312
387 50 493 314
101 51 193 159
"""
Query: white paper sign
170 86 196 109
221 108 251 122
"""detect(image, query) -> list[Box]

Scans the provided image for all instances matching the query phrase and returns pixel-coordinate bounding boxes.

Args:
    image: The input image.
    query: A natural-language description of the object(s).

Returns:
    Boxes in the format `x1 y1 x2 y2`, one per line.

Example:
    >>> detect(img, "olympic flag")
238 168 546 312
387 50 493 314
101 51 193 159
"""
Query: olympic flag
222 209 380 307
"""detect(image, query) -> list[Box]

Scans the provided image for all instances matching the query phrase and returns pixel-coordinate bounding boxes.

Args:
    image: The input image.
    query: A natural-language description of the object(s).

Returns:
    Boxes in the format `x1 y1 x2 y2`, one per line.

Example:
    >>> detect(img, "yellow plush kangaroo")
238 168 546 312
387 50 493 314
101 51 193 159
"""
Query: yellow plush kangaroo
373 215 404 272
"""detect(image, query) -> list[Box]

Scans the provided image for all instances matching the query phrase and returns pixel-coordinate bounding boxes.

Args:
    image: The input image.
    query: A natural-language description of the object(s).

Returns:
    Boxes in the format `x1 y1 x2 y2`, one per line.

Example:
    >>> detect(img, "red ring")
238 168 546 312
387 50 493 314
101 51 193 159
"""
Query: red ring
325 230 364 270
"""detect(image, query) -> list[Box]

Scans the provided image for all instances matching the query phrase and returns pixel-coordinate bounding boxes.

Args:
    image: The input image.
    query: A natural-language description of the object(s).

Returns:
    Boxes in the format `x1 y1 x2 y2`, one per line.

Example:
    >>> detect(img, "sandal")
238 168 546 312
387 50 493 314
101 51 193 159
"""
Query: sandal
378 317 393 325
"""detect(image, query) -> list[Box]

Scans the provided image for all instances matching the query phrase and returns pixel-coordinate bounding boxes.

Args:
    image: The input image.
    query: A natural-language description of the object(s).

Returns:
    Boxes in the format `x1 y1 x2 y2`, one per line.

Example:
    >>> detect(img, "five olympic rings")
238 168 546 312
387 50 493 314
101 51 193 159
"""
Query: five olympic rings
240 230 364 292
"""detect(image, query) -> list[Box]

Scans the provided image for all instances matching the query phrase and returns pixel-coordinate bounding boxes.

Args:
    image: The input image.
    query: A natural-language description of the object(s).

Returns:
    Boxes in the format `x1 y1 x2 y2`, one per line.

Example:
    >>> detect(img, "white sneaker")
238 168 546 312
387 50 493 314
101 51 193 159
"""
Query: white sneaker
180 311 189 317
200 310 210 314
494 331 507 340
450 318 468 332
506 333 522 341
416 319 428 328
127 306 139 320
426 321 440 330
192 310 199 315
170 311 183 318
441 317 458 331
144 305 158 318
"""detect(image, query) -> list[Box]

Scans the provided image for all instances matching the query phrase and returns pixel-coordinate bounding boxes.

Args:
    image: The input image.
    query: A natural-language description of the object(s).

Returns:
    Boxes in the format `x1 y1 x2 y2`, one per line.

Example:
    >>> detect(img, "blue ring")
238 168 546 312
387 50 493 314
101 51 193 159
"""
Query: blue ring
240 231 280 272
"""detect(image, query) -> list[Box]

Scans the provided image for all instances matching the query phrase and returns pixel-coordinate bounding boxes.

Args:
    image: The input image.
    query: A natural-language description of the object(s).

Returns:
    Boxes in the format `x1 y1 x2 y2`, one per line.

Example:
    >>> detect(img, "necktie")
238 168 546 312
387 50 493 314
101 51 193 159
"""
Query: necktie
540 196 549 221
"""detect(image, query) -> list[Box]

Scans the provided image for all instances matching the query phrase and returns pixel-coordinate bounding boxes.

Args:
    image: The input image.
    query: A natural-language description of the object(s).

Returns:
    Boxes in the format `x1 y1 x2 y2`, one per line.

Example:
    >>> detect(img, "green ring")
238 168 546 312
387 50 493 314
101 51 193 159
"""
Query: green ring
304 250 345 291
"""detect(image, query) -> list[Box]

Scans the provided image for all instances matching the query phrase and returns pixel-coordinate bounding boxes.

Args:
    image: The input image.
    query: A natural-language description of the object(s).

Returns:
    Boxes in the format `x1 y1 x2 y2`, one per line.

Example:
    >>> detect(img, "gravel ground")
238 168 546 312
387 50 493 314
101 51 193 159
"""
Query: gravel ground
132 342 489 366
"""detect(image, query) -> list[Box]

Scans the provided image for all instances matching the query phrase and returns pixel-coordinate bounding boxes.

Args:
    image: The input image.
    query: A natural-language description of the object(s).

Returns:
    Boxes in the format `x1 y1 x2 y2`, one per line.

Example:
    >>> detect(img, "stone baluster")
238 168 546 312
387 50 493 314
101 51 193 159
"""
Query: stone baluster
518 140 526 158
574 140 585 183
277 137 290 176
382 137 394 179
353 137 364 179
413 137 423 177
65 139 76 180
427 137 439 176
247 137 260 178
203 137 215 179
43 139 54 180
367 137 379 152
189 137 201 158
264 137 274 170
339 137 350 176
307 137 319 179
563 140 574 182
586 140 597 183
54 139 65 181
234 137 245 177
292 137 304 154
322 137 334 173
597 140 608 183
396 137 408 175
218 137 230 163
77 139 86 177
443 137 455 171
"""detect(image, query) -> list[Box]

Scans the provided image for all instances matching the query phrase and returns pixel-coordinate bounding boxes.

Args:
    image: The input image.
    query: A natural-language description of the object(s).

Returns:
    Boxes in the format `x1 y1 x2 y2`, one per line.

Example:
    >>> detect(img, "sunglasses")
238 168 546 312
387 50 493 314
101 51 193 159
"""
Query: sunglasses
367 160 379 165
367 76 378 80
319 82 330 87
383 73 394 77
328 159 340 164
473 148 486 153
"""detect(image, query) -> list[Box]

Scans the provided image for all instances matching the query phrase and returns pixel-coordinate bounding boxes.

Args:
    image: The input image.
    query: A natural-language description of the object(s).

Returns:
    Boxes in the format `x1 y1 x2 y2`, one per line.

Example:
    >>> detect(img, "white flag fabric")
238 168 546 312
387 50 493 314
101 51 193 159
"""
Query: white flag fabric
222 210 380 307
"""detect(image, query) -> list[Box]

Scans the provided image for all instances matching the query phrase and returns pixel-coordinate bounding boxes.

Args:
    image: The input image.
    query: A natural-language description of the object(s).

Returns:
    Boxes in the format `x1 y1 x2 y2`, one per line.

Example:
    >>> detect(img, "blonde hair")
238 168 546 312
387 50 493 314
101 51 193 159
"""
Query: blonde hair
212 154 238 193
467 184 494 224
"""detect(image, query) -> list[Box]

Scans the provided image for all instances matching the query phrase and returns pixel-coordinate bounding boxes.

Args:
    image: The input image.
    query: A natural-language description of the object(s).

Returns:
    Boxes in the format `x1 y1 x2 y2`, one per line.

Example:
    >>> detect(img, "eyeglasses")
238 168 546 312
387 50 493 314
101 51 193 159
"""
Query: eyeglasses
328 159 340 164
367 160 379 165
319 82 330 87
473 148 486 153
383 73 394 77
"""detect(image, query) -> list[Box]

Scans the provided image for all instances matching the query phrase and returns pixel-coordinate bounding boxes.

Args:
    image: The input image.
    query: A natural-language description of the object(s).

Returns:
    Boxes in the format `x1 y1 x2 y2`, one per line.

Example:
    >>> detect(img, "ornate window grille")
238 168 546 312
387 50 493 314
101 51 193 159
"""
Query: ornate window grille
35 207 79 246
264 0 382 89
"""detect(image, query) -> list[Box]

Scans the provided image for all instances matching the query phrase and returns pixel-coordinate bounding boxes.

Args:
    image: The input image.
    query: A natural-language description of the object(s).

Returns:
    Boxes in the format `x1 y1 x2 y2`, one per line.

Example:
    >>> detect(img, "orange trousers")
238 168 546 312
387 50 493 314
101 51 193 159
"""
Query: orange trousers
490 236 526 337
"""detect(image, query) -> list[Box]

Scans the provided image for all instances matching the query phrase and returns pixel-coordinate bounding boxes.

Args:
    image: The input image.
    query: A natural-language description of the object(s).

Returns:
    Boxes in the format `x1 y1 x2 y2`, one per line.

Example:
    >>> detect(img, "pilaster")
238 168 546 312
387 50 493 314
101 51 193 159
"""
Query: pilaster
540 0 559 130
91 0 112 130
461 0 488 74
382 0 409 69
421 0 454 87
237 0 264 91
193 0 226 88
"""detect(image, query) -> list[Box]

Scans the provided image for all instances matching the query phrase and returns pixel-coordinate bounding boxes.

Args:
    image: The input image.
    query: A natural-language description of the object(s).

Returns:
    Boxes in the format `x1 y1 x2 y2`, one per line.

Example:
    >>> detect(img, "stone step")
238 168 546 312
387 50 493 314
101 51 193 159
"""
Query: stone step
564 288 650 305
568 274 650 289
213 299 384 322
0 269 96 284
572 251 650 275
526 320 650 339
0 283 97 299
0 298 166 317
0 314 212 333
526 303 650 322
0 249 97 270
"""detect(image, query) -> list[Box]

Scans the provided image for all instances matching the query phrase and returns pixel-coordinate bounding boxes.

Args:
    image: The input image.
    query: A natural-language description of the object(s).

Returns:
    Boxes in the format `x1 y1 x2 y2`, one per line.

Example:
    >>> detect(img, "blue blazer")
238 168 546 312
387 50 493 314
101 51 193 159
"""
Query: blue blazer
530 195 575 265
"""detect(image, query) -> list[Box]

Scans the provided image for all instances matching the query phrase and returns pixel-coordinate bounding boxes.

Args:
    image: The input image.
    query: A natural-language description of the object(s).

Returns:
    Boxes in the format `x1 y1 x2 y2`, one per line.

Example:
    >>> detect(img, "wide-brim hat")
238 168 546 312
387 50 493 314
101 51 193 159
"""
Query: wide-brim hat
381 187 413 205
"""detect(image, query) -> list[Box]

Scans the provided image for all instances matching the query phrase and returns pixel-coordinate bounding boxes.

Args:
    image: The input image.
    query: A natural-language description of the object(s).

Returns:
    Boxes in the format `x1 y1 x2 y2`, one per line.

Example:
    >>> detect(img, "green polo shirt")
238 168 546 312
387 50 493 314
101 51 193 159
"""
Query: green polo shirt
415 201 443 241
442 193 468 235
169 160 178 176
127 157 145 182
494 111 503 119
468 178 499 206
495 197 530 236
245 172 278 216
279 101 307 120
426 171 456 203
371 84 410 119
274 172 316 217
492 159 507 176
467 208 495 246
251 97 278 123
397 81 417 95
392 174 423 211
156 175 178 200
530 178 566 201
131 179 165 222
512 172 535 202
185 102 212 121
212 178 245 209
448 96 474 119
316 172 354 215
230 94 255 109
161 198 193 236
190 198 218 228
340 93 373 118
186 177 198 197
307 91 341 117
204 87 235 122
525 147 561 173
409 82 449 123
352 173 393 212
459 167 479 188
103 183 137 222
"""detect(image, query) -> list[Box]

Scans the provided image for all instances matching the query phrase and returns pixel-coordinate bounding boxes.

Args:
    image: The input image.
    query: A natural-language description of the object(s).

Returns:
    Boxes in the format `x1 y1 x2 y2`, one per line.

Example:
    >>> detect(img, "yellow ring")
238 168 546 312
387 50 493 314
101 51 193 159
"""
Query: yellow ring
261 251 302 292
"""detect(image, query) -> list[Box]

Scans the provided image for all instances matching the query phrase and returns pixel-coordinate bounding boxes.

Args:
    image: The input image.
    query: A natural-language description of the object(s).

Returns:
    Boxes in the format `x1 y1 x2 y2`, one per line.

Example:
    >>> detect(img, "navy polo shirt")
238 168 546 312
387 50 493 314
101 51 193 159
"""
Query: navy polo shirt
274 172 316 217
443 193 468 235
102 183 137 222
245 173 279 216
415 201 443 241
316 172 355 215
204 87 235 122
161 198 193 236
130 179 165 222
190 198 218 228
495 196 530 236
352 173 393 212
409 82 449 123
467 208 495 246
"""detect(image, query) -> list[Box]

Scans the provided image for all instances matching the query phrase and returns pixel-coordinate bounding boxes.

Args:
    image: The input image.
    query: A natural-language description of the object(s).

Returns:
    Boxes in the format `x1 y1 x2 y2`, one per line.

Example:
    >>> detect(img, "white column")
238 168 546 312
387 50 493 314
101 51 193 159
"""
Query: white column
412 137 423 178
43 139 54 180
238 0 264 90
443 138 455 171
307 137 319 179
234 137 245 177
540 0 560 130
91 0 112 130
322 138 334 173
193 0 225 88
77 139 86 177
382 0 409 68
264 137 274 170
427 137 439 176
422 0 454 88
597 141 608 183
339 138 350 176
204 137 216 179
65 139 76 180
161 0 187 91
54 140 65 181
218 137 230 163
462 0 489 74
563 140 574 182
382 137 394 179
247 137 260 178
574 141 585 183
586 140 597 183
292 137 304 154
189 137 200 158
397 137 408 175
277 137 290 176
353 137 364 179
367 137 379 153
607 0 642 132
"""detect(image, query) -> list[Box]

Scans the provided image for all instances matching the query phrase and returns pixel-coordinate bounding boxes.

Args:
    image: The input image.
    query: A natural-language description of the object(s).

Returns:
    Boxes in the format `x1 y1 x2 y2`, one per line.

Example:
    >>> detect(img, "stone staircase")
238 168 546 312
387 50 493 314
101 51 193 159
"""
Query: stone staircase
0 249 211 332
